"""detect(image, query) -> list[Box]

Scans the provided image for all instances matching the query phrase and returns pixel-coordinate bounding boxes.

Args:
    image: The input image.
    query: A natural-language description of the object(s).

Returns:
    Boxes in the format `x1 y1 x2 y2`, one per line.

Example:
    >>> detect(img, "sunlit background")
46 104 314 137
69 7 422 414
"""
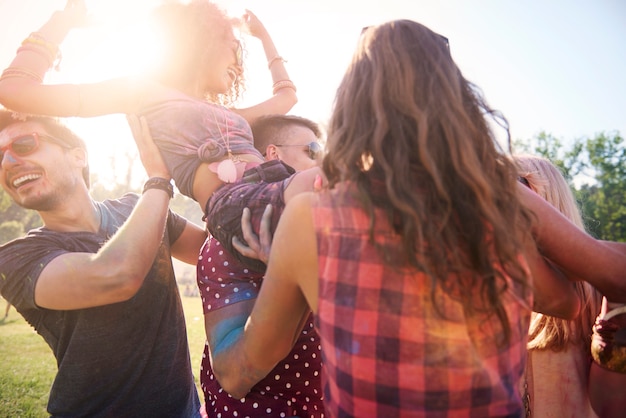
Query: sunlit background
0 0 624 188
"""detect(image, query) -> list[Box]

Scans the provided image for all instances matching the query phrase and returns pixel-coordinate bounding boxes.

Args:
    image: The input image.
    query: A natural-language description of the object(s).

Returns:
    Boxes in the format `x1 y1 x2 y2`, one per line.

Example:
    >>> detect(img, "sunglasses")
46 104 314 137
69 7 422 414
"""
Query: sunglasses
0 132 72 161
517 176 531 188
275 141 323 160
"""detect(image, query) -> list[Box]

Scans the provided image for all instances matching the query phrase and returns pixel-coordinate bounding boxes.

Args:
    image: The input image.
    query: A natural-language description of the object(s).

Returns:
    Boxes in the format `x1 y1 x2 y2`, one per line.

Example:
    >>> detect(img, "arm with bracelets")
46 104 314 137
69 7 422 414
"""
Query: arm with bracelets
232 9 297 122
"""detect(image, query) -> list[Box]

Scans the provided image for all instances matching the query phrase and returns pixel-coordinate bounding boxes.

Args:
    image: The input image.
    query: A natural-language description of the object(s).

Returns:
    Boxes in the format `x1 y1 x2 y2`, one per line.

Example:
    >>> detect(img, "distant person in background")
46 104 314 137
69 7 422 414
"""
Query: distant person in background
198 114 325 417
514 154 602 418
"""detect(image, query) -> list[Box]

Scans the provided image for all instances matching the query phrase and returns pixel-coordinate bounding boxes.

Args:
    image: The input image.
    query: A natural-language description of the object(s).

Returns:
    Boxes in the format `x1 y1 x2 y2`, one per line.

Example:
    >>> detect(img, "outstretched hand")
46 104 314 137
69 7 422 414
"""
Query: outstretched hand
126 115 171 180
241 9 269 39
232 205 273 264
61 0 91 28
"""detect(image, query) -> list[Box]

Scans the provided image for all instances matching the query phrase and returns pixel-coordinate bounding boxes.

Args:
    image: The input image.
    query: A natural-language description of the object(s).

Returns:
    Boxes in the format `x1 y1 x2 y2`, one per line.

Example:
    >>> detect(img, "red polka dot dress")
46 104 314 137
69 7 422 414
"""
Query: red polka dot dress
197 237 325 417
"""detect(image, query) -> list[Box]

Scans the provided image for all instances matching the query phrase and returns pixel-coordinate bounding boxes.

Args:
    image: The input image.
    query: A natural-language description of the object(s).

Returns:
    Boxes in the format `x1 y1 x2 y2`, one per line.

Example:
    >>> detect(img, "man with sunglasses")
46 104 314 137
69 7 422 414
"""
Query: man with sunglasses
251 114 323 171
197 114 326 416
0 110 207 417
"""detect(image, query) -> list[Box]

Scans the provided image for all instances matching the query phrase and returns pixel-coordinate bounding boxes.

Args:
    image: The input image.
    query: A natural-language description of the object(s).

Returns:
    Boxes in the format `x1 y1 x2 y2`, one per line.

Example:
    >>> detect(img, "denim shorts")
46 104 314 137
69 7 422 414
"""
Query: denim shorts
204 160 295 272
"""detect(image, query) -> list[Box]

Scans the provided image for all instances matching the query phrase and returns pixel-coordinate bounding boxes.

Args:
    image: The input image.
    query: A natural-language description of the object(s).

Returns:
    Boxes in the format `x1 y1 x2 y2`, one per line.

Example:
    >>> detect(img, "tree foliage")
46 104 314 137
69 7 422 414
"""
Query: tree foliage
514 131 626 241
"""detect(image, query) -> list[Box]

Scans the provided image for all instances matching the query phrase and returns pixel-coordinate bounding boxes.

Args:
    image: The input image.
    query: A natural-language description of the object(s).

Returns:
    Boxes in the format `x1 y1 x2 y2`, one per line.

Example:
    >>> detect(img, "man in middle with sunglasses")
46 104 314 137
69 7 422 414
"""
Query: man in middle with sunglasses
197 114 326 417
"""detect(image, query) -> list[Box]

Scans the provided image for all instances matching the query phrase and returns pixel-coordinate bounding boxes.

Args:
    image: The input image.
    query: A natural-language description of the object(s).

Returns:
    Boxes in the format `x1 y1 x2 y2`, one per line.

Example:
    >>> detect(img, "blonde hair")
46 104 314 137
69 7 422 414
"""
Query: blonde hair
514 154 602 351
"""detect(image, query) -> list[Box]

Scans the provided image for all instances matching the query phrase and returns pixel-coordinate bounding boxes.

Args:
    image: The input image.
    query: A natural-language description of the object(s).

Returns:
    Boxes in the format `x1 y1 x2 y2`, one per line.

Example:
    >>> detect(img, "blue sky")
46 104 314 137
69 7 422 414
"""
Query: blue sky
0 0 624 180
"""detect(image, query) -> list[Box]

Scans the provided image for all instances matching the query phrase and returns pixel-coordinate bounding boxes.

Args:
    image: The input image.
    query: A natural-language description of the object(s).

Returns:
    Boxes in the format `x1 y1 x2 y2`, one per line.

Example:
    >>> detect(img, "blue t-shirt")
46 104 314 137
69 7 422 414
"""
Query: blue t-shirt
0 194 200 418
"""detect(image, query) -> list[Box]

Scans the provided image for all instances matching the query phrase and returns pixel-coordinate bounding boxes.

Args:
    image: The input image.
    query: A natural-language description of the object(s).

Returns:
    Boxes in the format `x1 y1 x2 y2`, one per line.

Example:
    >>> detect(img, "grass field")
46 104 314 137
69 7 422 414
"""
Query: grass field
0 295 207 418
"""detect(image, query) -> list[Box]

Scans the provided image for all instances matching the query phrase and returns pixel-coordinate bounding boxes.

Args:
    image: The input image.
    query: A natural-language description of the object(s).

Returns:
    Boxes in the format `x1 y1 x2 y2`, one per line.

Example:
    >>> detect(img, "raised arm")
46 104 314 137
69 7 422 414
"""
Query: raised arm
211 193 317 398
519 183 626 302
0 0 152 117
231 9 297 122
34 114 174 310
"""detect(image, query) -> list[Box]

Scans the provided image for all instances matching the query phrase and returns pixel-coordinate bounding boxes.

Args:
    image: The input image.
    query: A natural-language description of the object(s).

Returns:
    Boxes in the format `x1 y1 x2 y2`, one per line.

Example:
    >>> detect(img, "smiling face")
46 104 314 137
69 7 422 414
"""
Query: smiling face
197 32 243 97
0 121 85 211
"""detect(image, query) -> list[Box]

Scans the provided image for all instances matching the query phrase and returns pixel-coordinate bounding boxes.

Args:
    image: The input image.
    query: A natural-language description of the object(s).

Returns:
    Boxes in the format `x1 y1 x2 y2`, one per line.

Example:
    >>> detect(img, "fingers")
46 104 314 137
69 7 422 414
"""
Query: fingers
258 204 273 251
240 207 257 249
233 207 264 260
313 174 323 191
126 115 170 179
234 206 273 264
232 236 257 258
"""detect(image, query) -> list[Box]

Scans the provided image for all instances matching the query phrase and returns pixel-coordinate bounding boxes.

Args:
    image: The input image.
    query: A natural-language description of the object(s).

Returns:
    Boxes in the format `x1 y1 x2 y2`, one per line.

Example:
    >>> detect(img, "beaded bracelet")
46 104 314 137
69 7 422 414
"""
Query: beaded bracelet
22 32 62 70
267 55 287 69
0 67 44 83
272 79 296 95
17 44 56 66
142 177 174 199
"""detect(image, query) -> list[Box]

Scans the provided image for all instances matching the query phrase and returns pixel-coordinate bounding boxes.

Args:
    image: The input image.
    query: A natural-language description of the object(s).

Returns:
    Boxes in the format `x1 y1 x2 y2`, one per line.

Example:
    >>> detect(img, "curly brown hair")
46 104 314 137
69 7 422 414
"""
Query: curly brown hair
149 0 245 105
323 20 533 342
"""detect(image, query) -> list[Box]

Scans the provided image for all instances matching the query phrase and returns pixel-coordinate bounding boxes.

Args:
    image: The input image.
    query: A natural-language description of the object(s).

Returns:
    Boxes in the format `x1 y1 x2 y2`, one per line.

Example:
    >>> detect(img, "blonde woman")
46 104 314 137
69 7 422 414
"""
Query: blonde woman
515 154 602 418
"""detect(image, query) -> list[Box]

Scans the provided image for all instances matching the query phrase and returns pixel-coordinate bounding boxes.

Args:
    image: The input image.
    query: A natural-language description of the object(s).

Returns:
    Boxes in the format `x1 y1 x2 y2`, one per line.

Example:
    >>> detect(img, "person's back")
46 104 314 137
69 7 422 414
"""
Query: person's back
311 183 530 416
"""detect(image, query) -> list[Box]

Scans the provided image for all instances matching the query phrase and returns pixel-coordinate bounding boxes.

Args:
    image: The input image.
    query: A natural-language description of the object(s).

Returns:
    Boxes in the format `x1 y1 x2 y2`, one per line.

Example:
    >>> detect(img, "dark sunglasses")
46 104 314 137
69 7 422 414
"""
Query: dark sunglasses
0 132 72 161
517 176 531 188
275 141 323 160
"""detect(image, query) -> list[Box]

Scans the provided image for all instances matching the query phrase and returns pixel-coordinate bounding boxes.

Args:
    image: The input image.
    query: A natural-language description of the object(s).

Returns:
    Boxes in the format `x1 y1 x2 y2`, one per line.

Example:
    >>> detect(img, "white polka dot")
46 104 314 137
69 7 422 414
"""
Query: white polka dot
252 402 259 408
304 380 310 386
286 383 292 388
302 344 308 350
234 287 239 292
294 354 299 359
219 250 224 255
295 372 301 378
223 261 229 267
225 299 230 304
266 408 272 413
284 364 290 369
305 362 309 367
274 374 281 380
215 293 220 298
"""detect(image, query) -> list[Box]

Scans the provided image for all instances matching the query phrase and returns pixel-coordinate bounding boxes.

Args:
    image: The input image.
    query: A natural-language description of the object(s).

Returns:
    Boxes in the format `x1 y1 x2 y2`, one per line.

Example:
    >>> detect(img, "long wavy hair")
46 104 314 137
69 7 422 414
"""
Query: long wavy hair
149 0 245 105
515 154 602 351
323 20 533 341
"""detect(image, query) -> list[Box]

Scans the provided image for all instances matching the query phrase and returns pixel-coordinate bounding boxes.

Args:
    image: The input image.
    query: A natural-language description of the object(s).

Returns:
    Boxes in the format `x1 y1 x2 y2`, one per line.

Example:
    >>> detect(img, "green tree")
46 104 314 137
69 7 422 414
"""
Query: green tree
515 131 626 241
578 132 626 241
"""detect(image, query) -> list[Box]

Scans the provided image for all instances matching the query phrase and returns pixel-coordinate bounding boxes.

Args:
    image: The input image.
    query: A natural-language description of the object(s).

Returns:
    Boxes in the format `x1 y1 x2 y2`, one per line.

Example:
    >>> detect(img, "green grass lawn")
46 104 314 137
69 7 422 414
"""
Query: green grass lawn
0 295 207 418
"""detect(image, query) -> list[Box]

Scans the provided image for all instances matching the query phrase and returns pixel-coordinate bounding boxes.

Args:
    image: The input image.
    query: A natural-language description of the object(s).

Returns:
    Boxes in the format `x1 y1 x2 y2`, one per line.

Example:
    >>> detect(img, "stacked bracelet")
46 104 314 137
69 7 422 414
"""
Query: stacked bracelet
272 79 296 95
142 177 174 199
20 32 62 70
267 55 286 69
0 67 44 83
